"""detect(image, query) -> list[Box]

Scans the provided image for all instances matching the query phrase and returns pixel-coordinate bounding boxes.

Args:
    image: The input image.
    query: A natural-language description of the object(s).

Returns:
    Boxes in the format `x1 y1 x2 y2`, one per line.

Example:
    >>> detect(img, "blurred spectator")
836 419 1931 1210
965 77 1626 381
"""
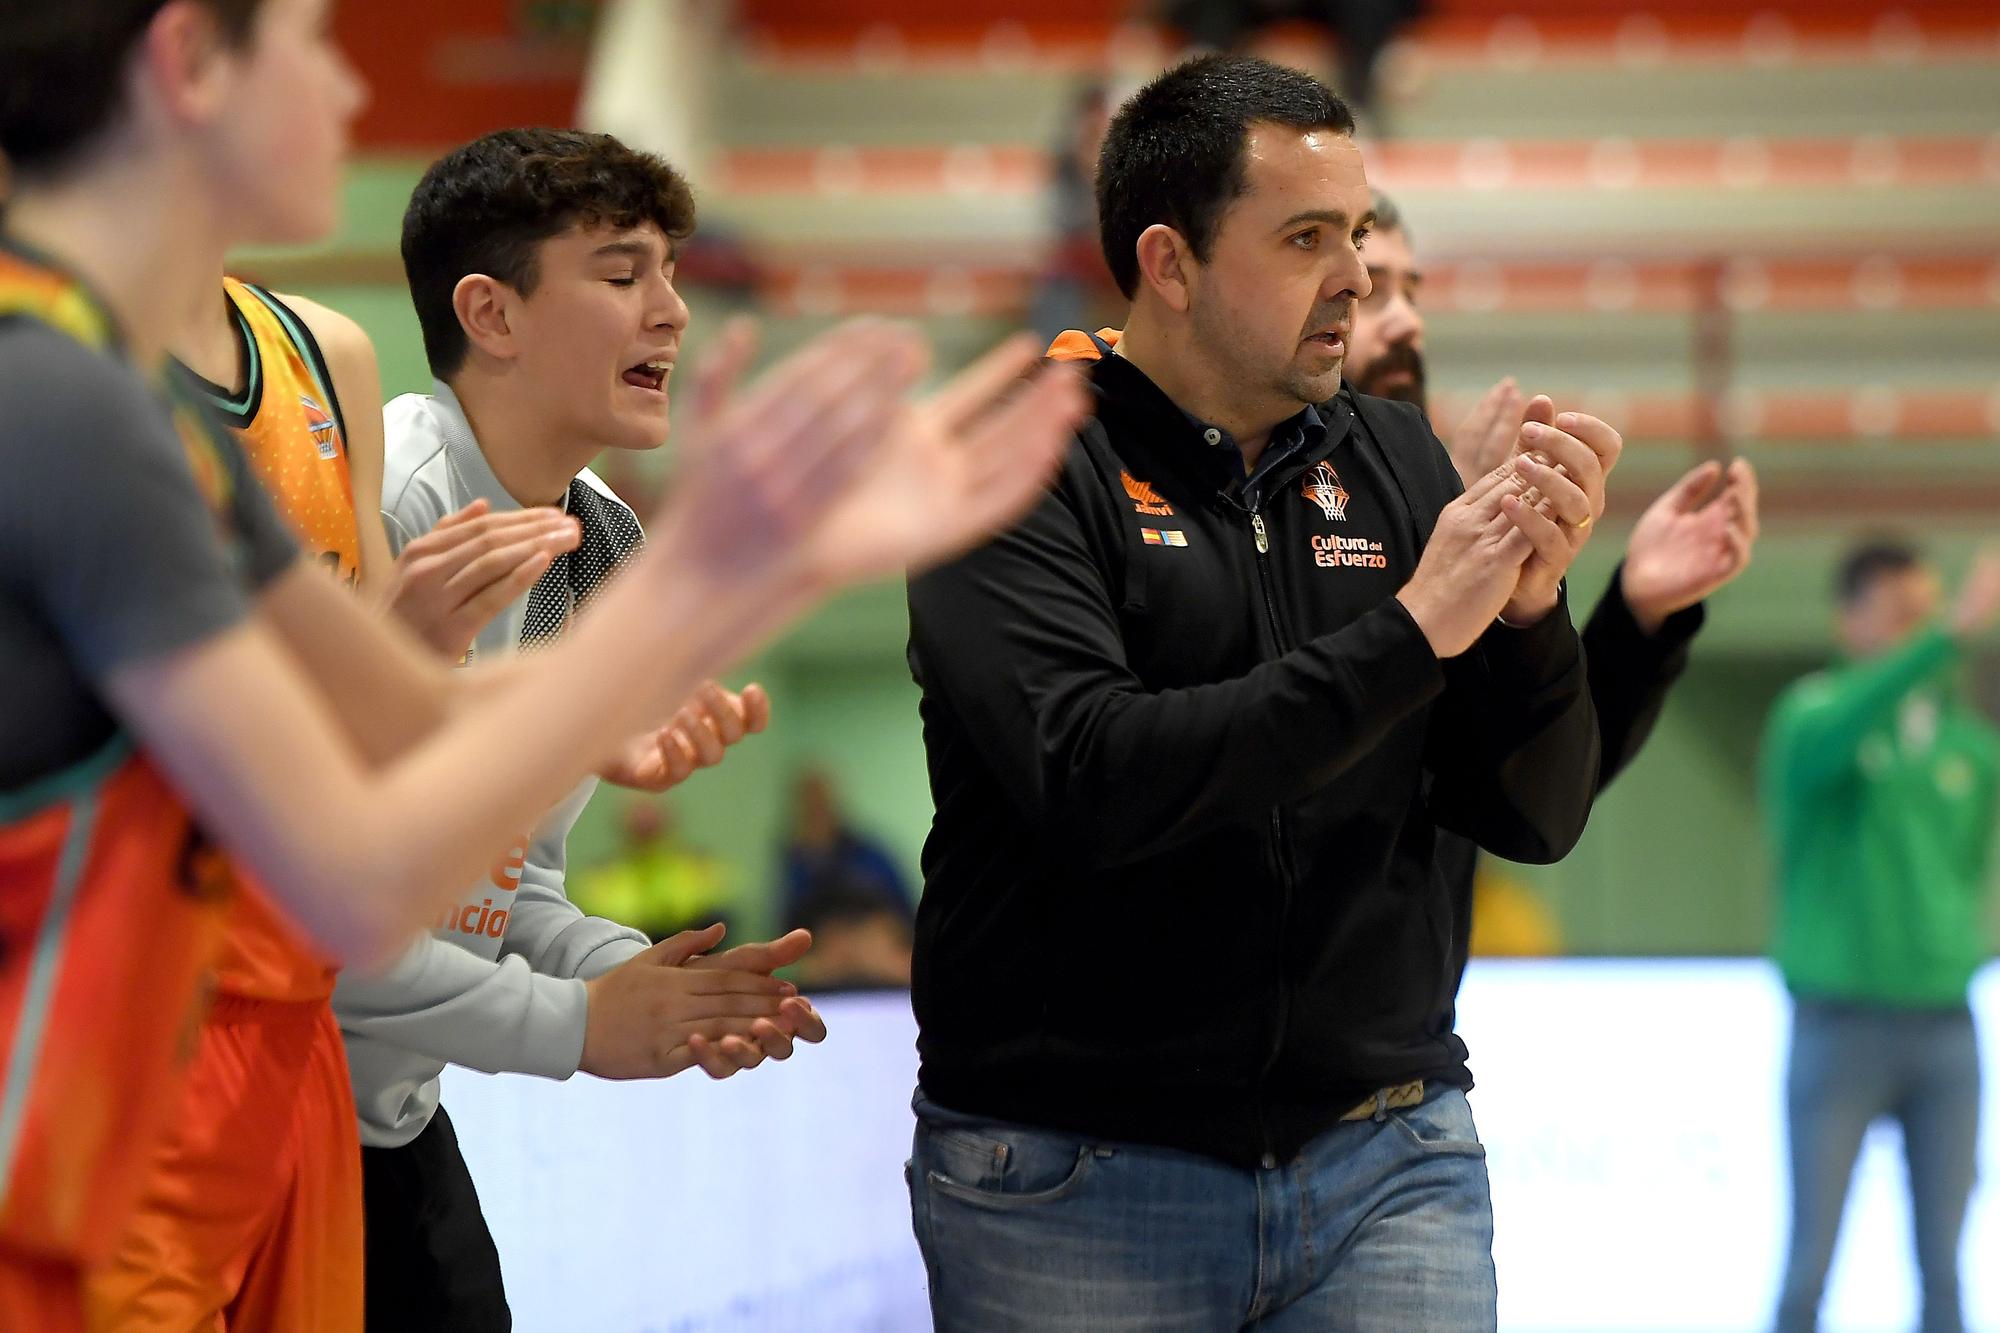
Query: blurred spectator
1763 540 2000 1333
573 799 734 942
1341 189 1426 406
1030 80 1123 345
780 767 914 930
789 880 915 992
1464 864 1562 958
1157 0 1423 126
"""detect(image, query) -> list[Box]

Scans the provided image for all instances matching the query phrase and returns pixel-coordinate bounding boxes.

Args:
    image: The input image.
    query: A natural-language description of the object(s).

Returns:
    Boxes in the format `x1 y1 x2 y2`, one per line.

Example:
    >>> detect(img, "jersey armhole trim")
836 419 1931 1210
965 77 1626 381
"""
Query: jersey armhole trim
175 297 263 429
242 284 349 452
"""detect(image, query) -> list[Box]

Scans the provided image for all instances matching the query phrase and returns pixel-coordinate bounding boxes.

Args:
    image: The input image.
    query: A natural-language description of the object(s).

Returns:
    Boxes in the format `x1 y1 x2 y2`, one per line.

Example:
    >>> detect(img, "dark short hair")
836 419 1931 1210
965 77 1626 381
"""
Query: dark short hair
401 128 697 379
1837 540 1923 605
0 1 264 177
1094 54 1354 300
1371 188 1408 240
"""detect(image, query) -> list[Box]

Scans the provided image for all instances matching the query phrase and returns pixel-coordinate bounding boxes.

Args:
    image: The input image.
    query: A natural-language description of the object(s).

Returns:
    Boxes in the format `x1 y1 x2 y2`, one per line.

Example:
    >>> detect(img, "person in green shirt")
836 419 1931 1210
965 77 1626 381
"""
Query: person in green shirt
1763 539 2000 1333
574 798 739 942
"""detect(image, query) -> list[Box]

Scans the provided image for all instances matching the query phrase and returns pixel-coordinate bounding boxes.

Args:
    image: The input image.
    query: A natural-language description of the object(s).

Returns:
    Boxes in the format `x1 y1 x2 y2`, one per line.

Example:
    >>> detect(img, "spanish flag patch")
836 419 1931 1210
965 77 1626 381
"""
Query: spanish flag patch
1140 528 1188 547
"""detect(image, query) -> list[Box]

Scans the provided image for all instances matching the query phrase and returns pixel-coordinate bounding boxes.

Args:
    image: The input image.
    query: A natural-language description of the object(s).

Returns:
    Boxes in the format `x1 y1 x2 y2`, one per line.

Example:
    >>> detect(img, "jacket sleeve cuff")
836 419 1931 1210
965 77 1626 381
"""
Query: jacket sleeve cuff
521 975 593 1080
1480 582 1583 689
574 935 649 982
1362 596 1449 710
1592 564 1706 661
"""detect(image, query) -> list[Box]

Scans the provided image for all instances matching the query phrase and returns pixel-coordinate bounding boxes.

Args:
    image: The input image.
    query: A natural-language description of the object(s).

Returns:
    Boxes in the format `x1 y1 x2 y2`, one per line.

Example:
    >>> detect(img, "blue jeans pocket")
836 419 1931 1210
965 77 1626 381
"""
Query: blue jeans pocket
1386 1088 1488 1158
920 1120 1105 1208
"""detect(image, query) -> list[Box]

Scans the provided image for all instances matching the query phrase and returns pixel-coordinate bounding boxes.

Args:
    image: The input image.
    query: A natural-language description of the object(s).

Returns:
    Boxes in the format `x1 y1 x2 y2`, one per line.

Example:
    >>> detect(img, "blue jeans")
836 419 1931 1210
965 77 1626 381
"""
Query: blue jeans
1775 999 1982 1333
907 1085 1497 1331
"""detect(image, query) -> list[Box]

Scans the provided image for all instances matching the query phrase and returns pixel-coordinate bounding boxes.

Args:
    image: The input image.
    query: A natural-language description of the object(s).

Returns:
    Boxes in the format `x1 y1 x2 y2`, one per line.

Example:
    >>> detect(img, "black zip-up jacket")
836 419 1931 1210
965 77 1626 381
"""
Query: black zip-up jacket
906 351 1600 1168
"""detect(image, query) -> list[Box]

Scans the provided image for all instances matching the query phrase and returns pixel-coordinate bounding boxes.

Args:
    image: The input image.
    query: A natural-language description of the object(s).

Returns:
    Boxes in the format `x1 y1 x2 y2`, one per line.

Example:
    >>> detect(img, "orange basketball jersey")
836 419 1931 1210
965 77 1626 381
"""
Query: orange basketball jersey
189 280 359 1002
207 278 362 587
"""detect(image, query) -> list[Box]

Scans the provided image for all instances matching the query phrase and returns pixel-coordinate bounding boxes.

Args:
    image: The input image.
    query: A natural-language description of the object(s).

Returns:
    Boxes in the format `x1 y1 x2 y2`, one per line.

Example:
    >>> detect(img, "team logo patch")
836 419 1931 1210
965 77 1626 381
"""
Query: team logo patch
1122 469 1175 517
1300 461 1349 521
1140 527 1188 547
302 393 338 460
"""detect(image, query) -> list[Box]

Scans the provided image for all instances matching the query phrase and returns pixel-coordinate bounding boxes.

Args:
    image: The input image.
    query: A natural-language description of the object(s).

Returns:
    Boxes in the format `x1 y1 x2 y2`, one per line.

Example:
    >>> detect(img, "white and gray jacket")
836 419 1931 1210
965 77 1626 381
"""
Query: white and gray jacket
332 380 649 1148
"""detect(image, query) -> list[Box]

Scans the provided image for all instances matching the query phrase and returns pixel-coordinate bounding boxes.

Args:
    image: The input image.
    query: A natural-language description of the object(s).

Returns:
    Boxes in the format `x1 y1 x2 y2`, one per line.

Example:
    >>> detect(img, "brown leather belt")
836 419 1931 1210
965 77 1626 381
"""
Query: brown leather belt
1338 1079 1425 1122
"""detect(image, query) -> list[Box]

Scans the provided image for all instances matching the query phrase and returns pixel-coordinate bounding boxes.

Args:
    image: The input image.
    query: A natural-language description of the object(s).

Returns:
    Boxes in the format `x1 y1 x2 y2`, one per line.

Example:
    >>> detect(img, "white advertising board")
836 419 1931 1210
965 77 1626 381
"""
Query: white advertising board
444 962 1998 1331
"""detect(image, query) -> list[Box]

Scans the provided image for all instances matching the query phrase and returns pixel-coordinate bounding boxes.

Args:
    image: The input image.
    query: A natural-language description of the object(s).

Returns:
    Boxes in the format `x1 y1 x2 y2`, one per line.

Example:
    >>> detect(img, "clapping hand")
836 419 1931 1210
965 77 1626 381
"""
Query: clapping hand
1620 458 1760 633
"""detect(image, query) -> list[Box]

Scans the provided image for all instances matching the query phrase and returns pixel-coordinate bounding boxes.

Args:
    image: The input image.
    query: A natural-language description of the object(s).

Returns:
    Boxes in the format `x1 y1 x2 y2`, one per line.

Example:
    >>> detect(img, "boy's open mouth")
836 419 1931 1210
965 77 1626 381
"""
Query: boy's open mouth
623 360 672 392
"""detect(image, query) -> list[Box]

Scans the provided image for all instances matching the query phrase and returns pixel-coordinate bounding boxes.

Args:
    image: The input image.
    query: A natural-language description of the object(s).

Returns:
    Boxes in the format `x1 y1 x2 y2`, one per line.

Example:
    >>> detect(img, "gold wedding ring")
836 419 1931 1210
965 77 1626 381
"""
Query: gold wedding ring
1574 514 1594 530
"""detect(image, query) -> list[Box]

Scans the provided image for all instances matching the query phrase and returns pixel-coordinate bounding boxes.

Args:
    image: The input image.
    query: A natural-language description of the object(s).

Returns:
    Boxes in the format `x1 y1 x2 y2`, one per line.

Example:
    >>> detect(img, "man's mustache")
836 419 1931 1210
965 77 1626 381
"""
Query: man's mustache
1303 302 1354 337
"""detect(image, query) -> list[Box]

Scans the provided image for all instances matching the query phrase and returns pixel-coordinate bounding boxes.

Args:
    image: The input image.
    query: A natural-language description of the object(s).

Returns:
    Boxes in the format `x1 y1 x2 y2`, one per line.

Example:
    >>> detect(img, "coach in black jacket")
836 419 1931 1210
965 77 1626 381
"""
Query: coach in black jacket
904 56 1621 1332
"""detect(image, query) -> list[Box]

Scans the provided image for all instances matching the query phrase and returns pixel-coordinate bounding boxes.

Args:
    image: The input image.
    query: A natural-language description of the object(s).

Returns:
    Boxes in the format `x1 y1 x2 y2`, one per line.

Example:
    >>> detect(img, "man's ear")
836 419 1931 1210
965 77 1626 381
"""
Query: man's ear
1134 224 1196 315
452 275 518 364
134 0 238 129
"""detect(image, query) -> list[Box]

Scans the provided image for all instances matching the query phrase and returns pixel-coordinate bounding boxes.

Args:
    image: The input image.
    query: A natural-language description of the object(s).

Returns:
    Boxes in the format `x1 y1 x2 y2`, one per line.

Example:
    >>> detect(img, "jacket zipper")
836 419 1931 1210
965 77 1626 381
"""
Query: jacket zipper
1245 503 1298 1166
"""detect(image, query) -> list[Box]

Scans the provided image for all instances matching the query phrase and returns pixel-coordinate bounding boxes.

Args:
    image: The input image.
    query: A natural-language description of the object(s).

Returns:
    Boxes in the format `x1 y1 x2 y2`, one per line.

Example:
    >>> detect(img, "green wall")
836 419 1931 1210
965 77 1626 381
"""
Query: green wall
1509 656 1797 955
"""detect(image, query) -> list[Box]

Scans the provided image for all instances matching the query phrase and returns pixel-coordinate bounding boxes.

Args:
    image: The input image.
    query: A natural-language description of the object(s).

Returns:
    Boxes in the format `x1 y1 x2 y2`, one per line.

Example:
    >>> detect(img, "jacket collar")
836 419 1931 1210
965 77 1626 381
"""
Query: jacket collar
1087 351 1357 503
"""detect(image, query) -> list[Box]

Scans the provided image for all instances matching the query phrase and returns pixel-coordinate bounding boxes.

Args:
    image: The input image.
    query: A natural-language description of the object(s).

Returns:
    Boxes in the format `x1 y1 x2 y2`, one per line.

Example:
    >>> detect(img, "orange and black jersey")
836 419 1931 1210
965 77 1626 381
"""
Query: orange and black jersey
177 279 361 590
170 279 360 1004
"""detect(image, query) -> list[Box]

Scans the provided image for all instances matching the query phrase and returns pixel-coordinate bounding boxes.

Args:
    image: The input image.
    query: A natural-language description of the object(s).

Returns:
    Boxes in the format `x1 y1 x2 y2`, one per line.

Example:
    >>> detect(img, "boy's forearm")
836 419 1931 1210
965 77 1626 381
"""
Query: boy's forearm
115 537 809 967
335 940 591 1080
260 564 456 763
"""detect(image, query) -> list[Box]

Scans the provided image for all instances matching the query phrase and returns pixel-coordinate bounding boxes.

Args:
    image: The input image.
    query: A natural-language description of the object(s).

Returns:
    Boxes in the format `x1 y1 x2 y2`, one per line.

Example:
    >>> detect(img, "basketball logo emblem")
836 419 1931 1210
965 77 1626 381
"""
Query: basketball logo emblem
302 394 339 460
1301 461 1349 521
